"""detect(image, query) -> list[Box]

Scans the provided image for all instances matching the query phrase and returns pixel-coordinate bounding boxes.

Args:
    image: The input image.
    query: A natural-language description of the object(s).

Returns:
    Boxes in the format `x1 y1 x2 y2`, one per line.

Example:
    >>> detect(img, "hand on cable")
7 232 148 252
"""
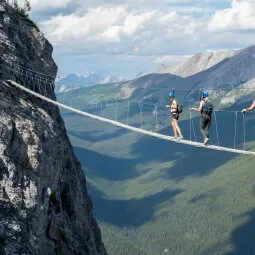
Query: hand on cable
242 109 246 113
190 108 195 111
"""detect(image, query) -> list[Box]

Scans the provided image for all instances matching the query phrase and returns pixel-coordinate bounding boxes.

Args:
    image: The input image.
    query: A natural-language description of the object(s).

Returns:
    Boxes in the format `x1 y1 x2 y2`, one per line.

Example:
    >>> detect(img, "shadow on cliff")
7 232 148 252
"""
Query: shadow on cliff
87 183 182 227
224 208 255 255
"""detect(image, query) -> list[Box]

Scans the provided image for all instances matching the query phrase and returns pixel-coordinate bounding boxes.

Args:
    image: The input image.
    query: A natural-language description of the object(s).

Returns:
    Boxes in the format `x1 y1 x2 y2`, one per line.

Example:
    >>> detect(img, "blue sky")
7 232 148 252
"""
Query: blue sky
23 0 255 79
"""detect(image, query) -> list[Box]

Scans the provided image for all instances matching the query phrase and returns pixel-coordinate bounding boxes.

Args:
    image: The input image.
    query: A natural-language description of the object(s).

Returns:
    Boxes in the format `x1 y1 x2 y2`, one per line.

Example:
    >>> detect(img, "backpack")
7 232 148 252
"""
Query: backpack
202 101 213 116
177 101 183 114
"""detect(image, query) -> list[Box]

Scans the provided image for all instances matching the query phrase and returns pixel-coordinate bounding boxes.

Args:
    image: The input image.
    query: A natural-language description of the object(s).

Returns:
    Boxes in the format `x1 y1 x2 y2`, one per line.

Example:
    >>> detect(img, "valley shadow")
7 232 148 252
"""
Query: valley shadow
72 114 243 182
68 128 128 143
73 146 139 181
74 143 182 181
189 188 223 204
132 116 237 181
87 183 182 227
224 208 255 255
71 103 254 182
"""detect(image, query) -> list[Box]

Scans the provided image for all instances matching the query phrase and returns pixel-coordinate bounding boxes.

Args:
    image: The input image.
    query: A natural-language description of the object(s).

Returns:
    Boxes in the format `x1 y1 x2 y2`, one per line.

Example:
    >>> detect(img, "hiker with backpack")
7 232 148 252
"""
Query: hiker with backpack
190 91 213 145
166 91 184 140
242 99 255 113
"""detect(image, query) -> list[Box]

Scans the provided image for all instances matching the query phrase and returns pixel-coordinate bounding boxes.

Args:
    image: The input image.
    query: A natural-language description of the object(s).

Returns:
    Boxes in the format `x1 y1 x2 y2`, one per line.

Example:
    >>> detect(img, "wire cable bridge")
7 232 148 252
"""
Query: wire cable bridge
5 80 255 156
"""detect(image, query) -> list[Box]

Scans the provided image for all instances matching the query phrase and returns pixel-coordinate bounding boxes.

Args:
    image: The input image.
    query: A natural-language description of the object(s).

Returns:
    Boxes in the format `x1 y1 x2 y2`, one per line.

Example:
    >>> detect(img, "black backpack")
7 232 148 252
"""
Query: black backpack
177 101 183 114
202 101 213 116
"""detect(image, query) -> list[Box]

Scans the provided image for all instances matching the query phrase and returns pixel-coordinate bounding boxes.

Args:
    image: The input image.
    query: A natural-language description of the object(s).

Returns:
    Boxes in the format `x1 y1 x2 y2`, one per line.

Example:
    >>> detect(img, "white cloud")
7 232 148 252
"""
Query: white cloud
29 0 80 11
40 5 202 57
208 0 255 32
25 0 255 78
16 0 77 12
101 10 156 42
41 6 127 43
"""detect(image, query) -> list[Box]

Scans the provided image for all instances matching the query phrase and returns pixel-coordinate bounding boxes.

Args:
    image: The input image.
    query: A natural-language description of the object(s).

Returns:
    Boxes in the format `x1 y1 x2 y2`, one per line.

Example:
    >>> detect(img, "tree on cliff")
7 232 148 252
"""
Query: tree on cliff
18 0 31 18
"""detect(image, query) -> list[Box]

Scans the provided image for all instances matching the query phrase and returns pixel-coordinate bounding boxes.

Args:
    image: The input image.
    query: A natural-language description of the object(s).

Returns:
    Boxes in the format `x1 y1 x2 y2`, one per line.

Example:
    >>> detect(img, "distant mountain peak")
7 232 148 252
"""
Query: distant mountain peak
123 45 255 99
157 49 238 77
55 71 125 93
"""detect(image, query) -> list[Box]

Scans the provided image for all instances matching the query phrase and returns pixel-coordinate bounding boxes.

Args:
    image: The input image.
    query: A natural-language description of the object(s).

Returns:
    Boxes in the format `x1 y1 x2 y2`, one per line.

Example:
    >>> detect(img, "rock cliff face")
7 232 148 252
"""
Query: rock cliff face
0 1 106 254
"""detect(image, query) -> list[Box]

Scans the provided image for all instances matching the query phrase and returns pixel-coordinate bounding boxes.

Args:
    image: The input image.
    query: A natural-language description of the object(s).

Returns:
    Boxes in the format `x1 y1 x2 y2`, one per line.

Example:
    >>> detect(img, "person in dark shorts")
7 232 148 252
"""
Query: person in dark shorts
166 92 184 140
242 99 255 113
191 91 213 145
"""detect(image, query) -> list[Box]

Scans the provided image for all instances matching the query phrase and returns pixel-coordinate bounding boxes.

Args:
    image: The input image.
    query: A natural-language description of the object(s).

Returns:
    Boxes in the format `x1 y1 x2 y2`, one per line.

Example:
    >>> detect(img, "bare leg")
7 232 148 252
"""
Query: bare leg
173 119 183 138
171 120 177 138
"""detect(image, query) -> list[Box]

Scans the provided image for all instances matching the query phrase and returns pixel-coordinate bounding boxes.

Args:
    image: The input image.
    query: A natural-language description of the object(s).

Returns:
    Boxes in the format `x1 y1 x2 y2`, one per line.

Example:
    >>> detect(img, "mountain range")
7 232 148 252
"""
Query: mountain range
58 45 255 255
156 49 237 77
121 45 255 107
55 71 124 93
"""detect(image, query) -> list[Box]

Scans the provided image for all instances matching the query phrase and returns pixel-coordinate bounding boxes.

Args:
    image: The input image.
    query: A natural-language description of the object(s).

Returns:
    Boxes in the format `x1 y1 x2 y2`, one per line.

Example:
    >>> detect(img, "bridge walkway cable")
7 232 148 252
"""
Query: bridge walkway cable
5 80 255 157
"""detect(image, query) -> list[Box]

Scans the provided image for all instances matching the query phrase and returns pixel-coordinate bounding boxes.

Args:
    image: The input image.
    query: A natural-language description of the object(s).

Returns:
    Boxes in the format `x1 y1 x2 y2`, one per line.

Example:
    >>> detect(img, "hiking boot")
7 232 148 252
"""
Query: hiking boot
204 138 210 145
178 135 184 140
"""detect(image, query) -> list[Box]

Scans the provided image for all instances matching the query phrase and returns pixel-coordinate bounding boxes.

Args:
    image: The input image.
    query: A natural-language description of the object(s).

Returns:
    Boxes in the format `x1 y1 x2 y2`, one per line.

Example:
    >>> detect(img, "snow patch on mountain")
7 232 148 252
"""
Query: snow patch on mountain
55 71 124 93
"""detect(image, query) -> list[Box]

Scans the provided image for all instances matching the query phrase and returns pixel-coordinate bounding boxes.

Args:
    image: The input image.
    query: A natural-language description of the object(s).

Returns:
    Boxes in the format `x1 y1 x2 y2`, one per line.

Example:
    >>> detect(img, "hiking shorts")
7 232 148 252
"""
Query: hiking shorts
171 113 179 120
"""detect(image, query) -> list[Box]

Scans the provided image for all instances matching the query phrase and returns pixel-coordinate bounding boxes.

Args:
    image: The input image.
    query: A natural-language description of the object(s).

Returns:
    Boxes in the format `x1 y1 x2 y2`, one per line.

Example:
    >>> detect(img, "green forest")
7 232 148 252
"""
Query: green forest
59 83 255 254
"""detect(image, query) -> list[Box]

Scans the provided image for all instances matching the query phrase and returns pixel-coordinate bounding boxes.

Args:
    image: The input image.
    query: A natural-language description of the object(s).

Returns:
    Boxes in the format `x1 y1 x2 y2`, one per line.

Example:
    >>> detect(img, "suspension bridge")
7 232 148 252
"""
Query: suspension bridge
4 79 255 156
1 1 255 156
1 56 255 156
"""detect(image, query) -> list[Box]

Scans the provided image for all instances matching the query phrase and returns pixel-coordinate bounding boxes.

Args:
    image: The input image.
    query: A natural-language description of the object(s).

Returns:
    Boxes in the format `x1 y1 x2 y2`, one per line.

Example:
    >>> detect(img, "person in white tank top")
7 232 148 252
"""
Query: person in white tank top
166 92 183 140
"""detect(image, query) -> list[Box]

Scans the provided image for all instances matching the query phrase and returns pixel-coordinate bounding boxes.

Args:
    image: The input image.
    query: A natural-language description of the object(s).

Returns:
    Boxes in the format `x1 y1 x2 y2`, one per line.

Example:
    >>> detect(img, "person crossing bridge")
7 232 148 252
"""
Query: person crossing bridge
166 91 184 140
190 91 214 145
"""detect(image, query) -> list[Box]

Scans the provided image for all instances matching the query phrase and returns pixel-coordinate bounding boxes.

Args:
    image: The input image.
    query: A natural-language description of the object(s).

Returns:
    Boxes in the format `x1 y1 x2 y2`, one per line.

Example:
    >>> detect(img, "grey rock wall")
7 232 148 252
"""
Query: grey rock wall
0 1 107 254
